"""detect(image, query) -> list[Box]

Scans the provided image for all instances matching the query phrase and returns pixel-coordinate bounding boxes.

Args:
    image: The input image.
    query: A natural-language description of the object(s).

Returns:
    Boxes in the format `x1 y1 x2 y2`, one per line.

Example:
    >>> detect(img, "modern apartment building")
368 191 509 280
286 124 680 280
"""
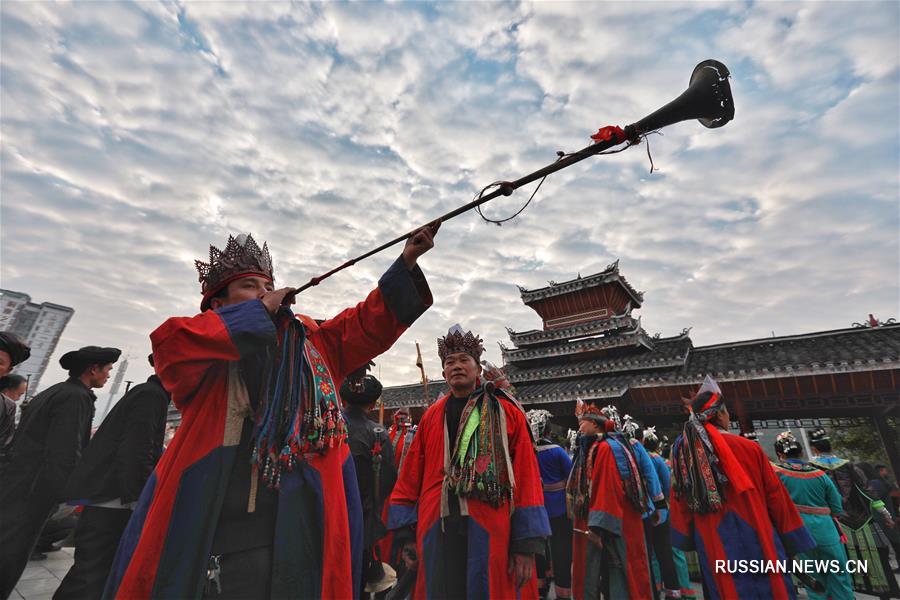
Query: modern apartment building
0 289 75 395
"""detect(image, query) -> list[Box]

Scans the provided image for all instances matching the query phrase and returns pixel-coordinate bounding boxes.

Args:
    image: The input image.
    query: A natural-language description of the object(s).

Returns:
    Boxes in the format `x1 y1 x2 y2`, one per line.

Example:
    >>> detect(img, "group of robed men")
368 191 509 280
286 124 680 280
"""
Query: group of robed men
517 377 899 600
1 225 898 600
0 336 173 600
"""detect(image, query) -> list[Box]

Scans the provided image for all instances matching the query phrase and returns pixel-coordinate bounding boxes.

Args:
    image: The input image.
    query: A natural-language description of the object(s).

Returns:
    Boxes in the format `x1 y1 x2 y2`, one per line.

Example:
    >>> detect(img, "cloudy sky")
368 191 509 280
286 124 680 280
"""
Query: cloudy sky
2 1 898 404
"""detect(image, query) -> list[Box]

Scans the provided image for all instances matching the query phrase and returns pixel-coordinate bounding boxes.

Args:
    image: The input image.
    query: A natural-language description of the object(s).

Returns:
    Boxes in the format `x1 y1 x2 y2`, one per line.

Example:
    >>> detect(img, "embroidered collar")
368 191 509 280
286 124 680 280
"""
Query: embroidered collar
776 459 818 472
809 455 849 470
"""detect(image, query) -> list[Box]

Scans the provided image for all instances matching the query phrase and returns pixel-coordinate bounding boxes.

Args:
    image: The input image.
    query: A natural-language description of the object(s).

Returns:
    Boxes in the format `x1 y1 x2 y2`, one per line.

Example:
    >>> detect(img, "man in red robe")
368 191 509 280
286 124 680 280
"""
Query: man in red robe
378 408 415 568
388 408 415 469
669 377 815 600
387 325 550 599
567 404 654 600
104 227 436 600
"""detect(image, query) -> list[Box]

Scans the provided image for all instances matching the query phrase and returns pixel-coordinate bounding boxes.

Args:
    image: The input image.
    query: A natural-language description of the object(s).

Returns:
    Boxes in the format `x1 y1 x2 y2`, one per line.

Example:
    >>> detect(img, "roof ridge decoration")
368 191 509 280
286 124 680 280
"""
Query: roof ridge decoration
853 314 897 328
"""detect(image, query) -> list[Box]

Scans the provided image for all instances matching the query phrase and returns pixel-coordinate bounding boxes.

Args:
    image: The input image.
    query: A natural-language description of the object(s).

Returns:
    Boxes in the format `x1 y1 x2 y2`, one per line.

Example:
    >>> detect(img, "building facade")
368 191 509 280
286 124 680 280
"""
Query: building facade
0 289 75 395
380 262 900 473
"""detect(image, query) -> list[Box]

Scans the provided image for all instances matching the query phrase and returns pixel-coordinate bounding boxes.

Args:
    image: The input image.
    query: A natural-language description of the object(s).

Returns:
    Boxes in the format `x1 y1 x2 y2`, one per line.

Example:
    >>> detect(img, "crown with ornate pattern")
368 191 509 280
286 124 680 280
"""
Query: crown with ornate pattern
437 324 484 363
195 233 274 310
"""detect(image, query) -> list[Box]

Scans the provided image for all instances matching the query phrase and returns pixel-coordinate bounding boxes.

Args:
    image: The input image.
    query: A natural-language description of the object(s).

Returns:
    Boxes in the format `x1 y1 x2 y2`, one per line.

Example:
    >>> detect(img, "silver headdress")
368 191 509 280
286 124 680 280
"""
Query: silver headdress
526 409 553 440
601 405 622 430
622 414 640 439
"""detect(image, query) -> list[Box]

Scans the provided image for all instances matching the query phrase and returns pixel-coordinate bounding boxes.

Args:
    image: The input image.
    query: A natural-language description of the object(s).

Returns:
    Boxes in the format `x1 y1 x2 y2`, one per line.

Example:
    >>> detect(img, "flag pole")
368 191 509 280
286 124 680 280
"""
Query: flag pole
377 364 384 425
415 342 430 407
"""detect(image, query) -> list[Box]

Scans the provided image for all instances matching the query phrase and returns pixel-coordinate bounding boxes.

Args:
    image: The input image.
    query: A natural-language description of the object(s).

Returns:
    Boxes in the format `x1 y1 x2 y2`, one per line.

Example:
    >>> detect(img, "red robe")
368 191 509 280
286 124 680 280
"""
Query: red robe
105 258 431 599
387 393 550 599
572 438 653 600
670 431 815 600
379 421 415 564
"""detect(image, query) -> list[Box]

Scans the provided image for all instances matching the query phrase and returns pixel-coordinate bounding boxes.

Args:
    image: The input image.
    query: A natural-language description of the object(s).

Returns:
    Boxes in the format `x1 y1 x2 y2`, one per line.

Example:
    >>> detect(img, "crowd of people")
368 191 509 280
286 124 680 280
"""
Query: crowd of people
0 229 898 600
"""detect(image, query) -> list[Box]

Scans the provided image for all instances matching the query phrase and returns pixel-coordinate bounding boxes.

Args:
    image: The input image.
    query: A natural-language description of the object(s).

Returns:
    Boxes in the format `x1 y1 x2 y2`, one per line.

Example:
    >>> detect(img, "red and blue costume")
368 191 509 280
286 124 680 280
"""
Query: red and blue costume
670 384 815 600
570 433 654 600
387 390 550 599
104 257 431 599
378 414 416 566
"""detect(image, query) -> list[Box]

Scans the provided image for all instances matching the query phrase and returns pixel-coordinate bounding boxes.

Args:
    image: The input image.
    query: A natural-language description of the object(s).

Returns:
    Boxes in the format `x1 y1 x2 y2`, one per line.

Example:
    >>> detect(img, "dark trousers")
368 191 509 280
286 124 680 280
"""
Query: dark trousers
536 514 573 597
54 506 133 600
201 546 273 600
0 494 56 600
645 519 680 595
550 515 573 592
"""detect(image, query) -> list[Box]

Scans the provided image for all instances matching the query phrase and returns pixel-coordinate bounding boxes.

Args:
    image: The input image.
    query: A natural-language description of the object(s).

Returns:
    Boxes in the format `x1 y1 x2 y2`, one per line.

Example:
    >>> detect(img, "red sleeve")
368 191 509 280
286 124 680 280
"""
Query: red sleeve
150 299 275 408
505 399 551 540
311 258 431 382
751 440 816 555
312 288 405 383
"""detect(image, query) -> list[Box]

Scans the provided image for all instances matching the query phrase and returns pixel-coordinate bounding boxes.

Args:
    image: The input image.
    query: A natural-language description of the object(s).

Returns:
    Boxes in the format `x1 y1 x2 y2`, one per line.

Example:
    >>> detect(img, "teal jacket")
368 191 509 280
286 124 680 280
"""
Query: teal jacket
773 458 843 547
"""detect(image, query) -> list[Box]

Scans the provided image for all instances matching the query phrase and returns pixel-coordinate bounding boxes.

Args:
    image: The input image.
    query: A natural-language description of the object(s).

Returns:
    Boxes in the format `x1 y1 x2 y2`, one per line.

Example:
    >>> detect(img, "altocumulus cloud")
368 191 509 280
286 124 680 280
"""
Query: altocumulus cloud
1 1 897 398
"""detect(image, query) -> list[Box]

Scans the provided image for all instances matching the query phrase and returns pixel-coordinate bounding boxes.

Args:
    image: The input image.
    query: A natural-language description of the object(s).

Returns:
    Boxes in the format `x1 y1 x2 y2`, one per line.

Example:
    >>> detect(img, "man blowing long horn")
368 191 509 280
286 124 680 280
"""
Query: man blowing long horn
104 226 437 600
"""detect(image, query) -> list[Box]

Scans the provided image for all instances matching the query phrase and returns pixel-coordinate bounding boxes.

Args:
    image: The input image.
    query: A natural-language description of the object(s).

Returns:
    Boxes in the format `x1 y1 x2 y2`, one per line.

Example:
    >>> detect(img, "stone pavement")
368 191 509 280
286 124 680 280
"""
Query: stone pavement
11 548 74 600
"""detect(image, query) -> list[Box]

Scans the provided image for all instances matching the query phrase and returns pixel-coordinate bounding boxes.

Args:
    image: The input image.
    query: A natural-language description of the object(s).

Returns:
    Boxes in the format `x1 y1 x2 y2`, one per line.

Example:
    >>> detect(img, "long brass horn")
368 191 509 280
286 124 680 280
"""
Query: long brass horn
628 59 734 135
288 60 735 297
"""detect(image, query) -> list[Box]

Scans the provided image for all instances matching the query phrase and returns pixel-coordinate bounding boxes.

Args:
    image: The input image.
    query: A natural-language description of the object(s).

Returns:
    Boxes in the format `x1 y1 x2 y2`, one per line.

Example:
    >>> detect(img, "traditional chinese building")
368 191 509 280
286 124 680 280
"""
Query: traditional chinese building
380 262 900 472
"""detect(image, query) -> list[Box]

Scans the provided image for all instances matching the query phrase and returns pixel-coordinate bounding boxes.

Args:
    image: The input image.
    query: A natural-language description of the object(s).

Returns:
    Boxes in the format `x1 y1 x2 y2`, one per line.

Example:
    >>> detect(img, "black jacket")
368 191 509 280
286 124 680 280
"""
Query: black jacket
0 394 16 451
64 376 170 504
345 405 396 548
0 377 96 503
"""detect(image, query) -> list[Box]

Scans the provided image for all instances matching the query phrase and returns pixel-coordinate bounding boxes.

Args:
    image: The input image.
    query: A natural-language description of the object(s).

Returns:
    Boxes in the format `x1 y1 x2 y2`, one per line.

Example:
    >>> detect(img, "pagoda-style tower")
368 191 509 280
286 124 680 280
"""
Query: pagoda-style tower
501 260 692 411
515 259 642 331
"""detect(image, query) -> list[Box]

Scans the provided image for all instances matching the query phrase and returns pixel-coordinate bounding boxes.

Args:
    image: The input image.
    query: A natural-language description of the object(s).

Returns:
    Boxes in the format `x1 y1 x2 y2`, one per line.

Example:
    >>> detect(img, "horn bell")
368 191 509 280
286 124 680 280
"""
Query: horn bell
692 59 734 129
628 59 735 136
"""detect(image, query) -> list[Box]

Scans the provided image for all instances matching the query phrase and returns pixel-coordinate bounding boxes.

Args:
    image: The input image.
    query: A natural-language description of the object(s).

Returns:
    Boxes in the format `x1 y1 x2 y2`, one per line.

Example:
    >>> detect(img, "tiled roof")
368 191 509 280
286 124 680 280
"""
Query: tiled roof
517 260 643 306
381 380 450 409
506 313 637 347
674 323 900 385
509 324 900 404
505 335 691 383
515 374 633 403
501 325 654 362
381 324 900 408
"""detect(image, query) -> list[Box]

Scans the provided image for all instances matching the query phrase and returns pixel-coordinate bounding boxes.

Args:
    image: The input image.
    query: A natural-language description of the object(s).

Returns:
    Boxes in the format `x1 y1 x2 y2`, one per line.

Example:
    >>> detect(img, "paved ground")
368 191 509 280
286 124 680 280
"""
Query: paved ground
11 546 899 599
11 548 74 600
